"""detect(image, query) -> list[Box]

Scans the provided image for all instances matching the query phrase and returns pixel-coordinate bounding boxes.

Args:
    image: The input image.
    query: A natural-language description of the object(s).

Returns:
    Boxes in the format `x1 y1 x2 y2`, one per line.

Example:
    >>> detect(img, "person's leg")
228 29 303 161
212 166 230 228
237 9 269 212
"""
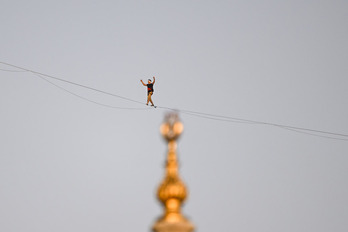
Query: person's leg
148 92 154 106
147 92 151 105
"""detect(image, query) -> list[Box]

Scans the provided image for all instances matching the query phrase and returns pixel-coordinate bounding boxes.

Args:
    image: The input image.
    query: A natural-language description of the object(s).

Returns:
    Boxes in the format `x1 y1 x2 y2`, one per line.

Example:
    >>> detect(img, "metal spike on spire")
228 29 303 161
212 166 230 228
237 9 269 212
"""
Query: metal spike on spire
153 113 195 232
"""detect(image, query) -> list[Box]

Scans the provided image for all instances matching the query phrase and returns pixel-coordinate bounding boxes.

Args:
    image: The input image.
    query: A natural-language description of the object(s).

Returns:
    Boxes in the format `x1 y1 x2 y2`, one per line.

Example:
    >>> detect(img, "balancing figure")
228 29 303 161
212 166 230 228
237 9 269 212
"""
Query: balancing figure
141 77 156 107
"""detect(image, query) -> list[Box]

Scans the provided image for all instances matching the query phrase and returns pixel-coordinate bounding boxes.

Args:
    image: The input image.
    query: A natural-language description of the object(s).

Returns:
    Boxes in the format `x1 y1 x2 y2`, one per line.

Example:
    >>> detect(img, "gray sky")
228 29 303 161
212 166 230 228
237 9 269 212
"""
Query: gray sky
1 1 347 232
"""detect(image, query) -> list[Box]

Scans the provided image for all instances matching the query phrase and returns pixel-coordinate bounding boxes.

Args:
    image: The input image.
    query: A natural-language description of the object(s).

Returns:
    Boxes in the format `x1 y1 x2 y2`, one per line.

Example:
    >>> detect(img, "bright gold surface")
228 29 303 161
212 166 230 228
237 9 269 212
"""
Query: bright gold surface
153 113 194 232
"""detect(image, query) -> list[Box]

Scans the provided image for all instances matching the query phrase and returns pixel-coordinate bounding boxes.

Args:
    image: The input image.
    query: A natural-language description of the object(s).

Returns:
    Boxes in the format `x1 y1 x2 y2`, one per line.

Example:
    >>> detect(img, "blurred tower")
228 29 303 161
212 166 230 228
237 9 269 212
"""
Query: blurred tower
152 113 195 232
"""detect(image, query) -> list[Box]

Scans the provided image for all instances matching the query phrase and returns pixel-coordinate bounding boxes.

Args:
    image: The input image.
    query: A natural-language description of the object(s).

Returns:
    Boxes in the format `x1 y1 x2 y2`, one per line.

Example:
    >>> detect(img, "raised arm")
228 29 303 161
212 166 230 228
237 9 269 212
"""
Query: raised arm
152 76 156 84
140 79 147 86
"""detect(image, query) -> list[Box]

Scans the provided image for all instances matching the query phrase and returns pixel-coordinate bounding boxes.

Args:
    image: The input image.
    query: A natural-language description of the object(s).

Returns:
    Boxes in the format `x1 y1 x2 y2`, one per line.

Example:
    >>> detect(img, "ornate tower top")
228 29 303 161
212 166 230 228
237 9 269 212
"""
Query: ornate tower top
153 113 195 232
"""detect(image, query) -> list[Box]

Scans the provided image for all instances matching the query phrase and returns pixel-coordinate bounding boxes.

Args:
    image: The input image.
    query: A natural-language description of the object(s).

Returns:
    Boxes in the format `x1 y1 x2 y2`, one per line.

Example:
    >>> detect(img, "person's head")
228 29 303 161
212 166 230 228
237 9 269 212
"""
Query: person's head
148 79 152 84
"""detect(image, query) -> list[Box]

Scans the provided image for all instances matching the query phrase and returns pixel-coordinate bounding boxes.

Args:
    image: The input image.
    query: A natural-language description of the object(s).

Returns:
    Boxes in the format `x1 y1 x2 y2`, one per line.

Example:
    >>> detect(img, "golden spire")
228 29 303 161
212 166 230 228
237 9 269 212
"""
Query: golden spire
153 113 195 232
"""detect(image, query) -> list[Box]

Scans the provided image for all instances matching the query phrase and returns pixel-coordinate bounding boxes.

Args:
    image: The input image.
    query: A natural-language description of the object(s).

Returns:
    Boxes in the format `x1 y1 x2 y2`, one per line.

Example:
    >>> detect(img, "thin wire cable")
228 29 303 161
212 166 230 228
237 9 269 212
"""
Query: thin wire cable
1 61 348 141
159 106 273 124
180 108 348 141
35 74 151 110
0 61 145 106
0 68 26 72
178 110 258 125
278 126 348 141
186 110 348 141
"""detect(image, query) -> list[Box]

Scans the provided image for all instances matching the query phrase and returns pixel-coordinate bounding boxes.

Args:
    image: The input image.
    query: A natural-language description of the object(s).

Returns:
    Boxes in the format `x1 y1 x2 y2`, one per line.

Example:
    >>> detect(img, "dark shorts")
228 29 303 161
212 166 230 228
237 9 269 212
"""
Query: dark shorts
148 91 154 95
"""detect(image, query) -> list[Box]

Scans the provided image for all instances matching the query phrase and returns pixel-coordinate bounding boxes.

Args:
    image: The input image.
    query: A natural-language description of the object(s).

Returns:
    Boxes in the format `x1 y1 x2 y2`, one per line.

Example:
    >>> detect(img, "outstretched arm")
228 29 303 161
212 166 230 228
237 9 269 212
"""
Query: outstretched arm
152 76 156 84
140 79 147 86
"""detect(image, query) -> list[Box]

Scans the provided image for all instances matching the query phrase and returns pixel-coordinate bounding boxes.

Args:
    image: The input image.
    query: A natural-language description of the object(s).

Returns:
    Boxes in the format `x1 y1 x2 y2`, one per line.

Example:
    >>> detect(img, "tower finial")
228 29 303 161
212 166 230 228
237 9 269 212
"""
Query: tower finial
153 113 194 232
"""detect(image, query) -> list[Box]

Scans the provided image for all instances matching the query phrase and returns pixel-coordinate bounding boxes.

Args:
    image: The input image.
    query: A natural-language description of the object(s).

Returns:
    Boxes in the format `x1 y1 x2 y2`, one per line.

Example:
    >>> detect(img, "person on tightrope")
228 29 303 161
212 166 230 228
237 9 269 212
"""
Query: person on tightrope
140 76 156 107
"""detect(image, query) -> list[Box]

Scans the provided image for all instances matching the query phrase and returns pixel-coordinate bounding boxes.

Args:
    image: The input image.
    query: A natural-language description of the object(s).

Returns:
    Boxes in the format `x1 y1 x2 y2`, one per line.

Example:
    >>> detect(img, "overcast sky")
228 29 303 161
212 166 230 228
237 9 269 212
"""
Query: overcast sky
1 1 347 232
